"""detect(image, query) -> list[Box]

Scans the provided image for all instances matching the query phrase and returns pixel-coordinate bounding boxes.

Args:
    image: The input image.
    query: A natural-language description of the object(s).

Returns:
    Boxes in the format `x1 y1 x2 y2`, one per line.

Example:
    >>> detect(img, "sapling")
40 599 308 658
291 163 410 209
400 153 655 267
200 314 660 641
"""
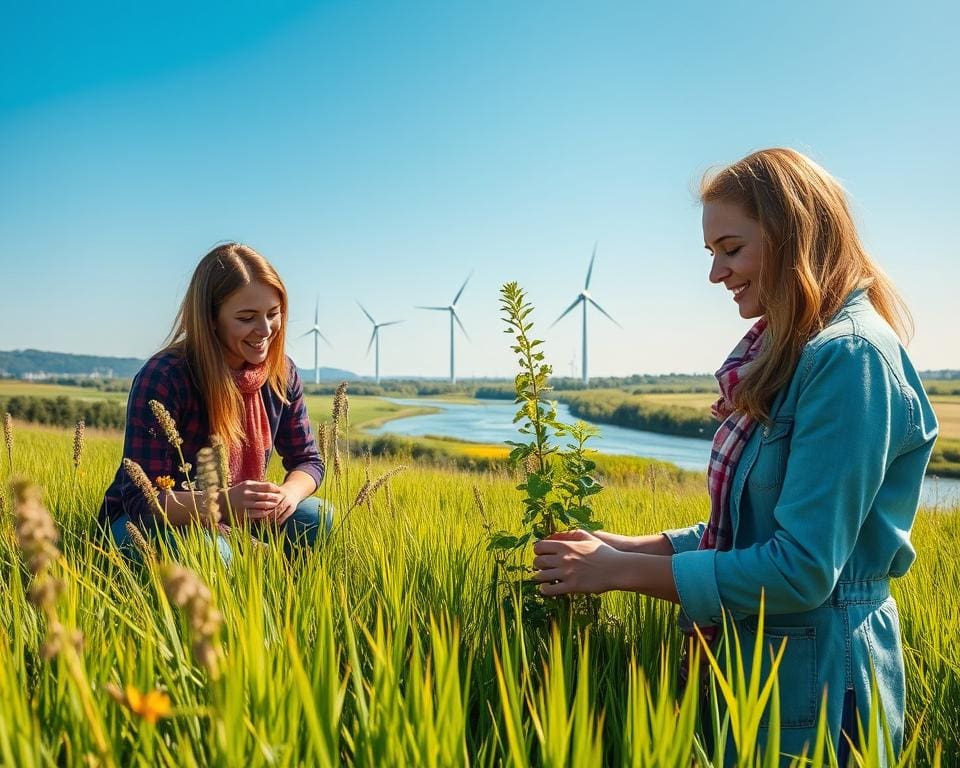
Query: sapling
490 282 604 627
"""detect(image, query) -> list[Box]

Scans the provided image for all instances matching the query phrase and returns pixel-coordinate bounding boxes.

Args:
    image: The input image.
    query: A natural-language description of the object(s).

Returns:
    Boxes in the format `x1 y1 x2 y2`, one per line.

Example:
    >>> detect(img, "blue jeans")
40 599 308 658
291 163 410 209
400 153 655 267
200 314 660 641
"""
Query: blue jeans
108 496 335 564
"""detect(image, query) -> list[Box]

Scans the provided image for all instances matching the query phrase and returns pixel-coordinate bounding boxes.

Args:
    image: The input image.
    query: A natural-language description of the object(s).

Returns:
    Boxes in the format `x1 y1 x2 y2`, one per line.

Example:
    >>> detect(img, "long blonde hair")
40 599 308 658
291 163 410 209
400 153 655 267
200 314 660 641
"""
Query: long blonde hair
164 243 290 447
700 148 911 423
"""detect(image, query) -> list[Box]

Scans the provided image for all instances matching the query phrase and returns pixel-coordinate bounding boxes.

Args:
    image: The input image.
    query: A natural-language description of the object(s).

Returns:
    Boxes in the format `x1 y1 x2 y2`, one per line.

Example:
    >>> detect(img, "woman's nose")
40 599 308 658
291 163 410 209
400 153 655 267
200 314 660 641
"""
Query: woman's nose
709 256 730 285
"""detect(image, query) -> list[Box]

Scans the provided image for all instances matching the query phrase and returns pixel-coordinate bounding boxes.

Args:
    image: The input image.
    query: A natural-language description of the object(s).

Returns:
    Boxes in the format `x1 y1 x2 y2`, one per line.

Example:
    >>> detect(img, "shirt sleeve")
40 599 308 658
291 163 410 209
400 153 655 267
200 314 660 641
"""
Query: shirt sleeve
661 522 707 554
671 336 911 625
274 361 324 490
120 358 184 526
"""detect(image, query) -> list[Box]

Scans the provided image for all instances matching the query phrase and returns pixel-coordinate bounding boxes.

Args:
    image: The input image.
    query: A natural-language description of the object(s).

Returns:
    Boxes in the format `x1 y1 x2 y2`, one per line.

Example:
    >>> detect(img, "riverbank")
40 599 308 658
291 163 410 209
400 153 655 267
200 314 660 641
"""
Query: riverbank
550 390 960 479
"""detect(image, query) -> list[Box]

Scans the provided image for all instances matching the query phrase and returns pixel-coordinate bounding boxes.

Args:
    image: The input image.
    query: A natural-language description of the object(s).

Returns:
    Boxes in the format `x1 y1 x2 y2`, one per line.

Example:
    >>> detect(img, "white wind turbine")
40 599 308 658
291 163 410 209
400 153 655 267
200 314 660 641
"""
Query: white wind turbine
358 303 402 385
416 273 472 384
298 297 331 384
551 244 621 386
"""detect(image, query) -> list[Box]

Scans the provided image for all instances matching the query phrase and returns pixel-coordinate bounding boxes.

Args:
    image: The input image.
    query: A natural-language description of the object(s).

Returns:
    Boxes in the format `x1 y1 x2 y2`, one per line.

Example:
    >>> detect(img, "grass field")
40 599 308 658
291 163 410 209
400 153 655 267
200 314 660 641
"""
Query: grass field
928 396 960 440
0 408 957 766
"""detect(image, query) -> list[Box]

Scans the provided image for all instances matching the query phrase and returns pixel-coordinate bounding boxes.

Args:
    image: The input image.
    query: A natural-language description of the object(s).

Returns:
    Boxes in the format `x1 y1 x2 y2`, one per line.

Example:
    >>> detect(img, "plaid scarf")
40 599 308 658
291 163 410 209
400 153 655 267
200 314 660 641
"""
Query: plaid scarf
680 316 768 662
229 363 272 484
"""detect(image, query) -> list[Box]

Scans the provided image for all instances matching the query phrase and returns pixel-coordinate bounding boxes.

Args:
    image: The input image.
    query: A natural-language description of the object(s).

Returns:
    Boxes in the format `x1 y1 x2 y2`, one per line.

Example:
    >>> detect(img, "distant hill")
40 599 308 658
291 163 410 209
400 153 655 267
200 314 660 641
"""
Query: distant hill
0 349 358 382
0 349 145 378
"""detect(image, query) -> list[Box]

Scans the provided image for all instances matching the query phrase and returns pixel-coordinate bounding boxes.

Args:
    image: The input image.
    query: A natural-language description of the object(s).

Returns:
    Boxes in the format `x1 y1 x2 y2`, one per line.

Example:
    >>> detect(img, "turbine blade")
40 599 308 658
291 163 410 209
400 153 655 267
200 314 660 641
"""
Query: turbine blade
365 328 377 356
314 296 319 325
298 329 314 339
416 306 448 311
551 296 583 327
379 320 404 328
319 332 332 346
453 310 470 341
357 301 376 325
587 297 622 328
452 271 472 305
584 242 597 290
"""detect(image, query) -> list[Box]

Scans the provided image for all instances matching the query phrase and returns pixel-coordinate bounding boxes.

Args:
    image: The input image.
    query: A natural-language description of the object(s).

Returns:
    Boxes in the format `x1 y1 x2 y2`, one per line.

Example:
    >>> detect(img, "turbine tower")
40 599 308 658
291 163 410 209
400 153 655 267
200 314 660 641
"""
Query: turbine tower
298 297 331 384
358 303 402 385
551 244 621 386
416 273 472 384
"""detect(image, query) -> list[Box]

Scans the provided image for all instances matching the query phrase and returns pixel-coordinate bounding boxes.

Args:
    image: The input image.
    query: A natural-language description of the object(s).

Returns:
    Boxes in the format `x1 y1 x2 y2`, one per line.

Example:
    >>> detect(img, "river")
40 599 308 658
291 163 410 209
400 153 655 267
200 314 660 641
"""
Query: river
368 398 960 510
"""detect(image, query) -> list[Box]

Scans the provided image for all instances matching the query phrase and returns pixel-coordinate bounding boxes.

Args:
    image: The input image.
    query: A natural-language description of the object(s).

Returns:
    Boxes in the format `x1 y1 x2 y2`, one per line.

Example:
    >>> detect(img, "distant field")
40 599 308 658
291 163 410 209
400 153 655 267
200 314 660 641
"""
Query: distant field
0 380 127 401
634 392 717 409
930 396 960 440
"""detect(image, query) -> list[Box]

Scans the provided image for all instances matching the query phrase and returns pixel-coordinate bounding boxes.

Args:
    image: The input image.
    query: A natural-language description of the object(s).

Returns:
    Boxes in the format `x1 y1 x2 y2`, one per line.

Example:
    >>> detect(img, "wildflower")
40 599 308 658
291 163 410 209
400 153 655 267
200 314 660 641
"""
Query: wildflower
149 400 182 449
155 475 175 492
123 459 166 518
104 683 172 725
72 419 85 471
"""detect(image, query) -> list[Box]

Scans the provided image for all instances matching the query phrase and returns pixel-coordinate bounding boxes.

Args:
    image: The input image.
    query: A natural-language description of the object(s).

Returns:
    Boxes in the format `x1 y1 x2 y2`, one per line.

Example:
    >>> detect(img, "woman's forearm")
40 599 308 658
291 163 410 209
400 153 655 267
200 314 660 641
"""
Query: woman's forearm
594 530 675 556
281 469 318 503
614 551 681 603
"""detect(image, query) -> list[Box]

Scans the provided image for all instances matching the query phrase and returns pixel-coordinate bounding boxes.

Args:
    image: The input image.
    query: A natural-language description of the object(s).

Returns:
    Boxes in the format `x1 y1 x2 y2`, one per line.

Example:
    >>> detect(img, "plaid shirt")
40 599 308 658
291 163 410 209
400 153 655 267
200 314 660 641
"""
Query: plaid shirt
99 351 323 526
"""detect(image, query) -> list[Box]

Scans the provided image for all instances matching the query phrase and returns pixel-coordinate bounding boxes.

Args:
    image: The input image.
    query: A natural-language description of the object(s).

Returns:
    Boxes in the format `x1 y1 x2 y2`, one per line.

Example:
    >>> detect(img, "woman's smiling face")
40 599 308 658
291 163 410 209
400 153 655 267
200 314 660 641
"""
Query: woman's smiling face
702 199 765 319
214 280 283 369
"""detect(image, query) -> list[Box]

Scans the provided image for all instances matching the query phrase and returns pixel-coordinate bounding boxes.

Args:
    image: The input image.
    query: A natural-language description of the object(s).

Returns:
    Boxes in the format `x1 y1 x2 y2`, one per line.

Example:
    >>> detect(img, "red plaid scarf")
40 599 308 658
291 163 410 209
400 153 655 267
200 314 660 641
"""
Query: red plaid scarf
682 317 768 655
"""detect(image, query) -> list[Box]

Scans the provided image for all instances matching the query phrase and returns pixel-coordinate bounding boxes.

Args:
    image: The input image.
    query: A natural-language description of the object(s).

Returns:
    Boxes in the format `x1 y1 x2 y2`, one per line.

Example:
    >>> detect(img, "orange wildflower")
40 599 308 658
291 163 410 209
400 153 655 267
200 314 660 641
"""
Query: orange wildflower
105 683 172 724
155 475 175 492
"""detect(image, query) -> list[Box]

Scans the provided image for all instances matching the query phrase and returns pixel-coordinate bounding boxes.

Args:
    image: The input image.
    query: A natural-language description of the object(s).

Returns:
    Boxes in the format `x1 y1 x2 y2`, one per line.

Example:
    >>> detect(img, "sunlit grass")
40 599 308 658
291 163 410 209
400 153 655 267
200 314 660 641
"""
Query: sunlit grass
0 421 955 766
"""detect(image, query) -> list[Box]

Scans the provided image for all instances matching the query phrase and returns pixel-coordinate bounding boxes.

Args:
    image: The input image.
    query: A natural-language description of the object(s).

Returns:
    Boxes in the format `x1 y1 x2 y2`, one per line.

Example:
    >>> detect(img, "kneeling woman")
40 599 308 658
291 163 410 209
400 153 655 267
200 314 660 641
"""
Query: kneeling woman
100 243 330 559
532 149 937 762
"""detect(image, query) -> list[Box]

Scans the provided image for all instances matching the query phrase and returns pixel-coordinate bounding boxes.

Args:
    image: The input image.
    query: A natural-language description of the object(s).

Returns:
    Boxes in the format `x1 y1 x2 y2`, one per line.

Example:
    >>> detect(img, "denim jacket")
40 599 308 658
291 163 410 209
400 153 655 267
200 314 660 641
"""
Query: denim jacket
664 289 938 762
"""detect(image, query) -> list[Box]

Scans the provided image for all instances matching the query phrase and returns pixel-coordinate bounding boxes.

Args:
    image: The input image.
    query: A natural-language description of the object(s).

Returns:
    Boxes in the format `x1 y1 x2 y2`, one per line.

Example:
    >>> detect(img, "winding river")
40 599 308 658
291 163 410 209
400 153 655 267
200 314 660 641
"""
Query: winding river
368 397 960 510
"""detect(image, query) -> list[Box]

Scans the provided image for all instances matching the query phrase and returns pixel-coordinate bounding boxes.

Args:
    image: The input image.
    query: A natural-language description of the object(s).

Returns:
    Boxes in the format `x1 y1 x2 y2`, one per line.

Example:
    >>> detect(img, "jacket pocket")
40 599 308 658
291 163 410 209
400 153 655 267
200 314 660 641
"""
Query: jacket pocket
740 619 818 729
747 416 794 491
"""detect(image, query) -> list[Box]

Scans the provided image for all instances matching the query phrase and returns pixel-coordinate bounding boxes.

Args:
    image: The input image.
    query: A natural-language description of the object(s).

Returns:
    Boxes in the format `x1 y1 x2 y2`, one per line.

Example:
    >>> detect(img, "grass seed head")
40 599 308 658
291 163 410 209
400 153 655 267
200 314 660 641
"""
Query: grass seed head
2 412 13 460
72 419 85 471
149 400 183 449
161 564 223 676
12 479 61 578
196 447 221 524
209 434 232 488
123 458 165 518
124 521 156 560
332 382 349 431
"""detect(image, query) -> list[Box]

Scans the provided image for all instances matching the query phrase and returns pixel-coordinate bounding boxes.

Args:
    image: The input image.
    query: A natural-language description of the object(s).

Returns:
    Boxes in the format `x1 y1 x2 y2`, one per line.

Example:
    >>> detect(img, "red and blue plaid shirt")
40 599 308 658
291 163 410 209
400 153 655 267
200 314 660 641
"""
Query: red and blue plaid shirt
99 351 323 526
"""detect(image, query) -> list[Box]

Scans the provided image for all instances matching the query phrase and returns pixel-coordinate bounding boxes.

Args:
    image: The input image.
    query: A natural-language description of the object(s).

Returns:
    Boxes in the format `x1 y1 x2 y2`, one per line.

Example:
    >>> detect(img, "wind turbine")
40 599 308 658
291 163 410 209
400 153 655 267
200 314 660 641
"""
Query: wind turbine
358 303 402 385
298 297 331 384
416 273 472 384
551 244 621 386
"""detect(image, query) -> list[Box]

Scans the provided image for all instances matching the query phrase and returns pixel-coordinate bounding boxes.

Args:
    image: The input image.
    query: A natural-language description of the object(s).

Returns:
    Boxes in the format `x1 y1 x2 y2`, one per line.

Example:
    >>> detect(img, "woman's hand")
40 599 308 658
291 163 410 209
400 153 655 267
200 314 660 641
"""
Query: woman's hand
531 529 627 596
270 486 301 526
225 481 284 522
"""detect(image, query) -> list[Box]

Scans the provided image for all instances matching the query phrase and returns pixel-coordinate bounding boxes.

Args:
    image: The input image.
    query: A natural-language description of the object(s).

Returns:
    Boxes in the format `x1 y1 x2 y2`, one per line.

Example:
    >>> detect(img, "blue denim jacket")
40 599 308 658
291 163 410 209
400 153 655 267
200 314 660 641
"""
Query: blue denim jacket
664 290 938 761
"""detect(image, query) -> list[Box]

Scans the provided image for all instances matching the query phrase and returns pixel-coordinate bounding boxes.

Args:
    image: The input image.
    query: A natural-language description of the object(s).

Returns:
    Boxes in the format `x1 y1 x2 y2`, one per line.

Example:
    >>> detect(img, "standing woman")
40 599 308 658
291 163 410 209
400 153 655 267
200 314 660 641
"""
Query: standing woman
99 243 330 559
531 149 938 761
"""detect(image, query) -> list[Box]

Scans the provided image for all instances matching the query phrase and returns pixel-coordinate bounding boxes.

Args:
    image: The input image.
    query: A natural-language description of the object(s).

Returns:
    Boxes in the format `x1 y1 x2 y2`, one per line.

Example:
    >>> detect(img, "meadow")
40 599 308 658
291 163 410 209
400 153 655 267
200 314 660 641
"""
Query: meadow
1 400 957 767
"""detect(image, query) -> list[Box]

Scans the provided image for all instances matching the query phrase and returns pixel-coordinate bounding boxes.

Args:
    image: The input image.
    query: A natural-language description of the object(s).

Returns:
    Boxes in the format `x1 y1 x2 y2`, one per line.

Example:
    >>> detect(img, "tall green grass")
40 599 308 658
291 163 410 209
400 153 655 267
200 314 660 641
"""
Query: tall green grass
0 422 954 765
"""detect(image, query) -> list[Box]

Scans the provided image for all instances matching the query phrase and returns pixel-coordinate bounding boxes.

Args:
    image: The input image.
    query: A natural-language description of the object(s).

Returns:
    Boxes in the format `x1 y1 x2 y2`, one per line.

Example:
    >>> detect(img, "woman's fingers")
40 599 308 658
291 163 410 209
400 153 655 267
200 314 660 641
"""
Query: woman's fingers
532 554 559 570
531 567 562 582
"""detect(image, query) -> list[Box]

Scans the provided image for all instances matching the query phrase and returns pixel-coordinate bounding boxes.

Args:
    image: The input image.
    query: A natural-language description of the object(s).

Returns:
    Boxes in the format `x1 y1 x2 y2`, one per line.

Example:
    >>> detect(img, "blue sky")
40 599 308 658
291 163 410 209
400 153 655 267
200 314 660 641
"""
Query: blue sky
1 1 957 379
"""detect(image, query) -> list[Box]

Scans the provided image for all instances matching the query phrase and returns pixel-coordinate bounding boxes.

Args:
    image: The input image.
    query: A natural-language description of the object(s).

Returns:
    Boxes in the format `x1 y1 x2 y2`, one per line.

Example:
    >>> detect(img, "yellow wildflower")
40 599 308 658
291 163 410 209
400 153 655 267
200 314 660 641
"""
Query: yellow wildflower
105 683 172 725
155 475 175 492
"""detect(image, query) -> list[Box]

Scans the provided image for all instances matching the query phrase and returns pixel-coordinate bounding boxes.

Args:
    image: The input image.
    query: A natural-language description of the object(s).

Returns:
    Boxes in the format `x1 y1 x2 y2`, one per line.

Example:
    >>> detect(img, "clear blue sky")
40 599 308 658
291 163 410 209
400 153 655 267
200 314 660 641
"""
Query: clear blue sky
1 1 957 379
